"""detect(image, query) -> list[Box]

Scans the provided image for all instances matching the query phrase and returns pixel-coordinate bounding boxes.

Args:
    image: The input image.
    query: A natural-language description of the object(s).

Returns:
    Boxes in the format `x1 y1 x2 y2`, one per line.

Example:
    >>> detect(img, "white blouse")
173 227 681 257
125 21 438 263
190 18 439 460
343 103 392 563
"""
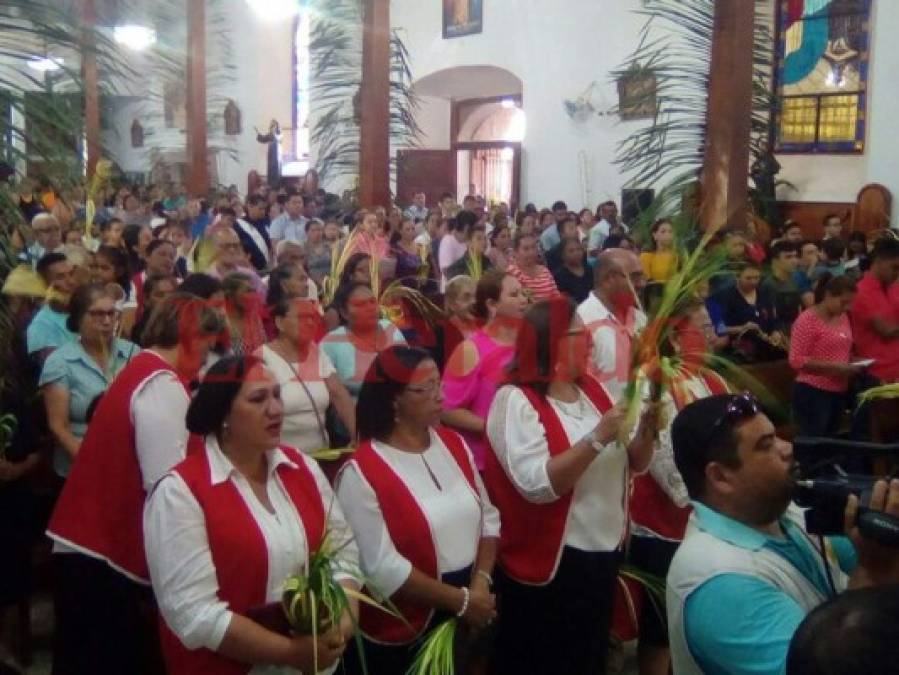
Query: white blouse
260 344 337 454
144 437 358 675
486 384 629 553
336 429 500 599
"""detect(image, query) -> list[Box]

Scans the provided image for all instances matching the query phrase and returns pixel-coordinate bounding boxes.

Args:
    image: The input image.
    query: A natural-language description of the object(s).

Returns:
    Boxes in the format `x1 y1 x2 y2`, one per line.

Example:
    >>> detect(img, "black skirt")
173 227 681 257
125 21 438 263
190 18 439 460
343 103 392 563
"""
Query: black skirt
51 553 165 675
490 546 621 675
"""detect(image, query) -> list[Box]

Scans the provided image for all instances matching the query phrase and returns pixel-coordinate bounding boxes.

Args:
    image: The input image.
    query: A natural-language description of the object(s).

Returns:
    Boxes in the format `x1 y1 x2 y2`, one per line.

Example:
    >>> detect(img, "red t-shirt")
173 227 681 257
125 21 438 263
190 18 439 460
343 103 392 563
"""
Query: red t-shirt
849 273 899 382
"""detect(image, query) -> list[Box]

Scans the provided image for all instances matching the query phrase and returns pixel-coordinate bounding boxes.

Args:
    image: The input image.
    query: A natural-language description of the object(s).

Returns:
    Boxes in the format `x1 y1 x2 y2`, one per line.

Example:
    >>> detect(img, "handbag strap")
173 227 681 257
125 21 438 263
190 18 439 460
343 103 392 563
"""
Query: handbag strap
272 345 329 449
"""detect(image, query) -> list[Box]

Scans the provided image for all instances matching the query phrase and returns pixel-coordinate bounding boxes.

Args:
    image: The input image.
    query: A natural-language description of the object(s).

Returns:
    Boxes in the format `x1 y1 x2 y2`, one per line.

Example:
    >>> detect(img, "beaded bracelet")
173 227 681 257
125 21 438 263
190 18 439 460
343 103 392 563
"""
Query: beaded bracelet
456 586 471 617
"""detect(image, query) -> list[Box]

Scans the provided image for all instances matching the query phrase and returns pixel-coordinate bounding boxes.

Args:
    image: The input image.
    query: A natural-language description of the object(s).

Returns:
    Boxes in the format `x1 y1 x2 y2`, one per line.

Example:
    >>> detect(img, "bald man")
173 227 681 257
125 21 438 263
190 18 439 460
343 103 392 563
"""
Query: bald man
576 248 647 400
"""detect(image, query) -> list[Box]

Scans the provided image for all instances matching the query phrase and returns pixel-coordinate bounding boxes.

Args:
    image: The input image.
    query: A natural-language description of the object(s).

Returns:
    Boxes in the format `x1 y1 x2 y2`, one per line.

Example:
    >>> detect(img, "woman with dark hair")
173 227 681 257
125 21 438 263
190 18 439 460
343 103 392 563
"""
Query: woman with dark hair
47 293 223 674
507 231 559 302
266 262 312 308
484 297 658 675
179 272 225 301
789 273 862 437
39 283 139 477
92 244 133 300
717 261 785 362
130 273 179 346
343 209 389 261
392 216 434 290
441 270 527 470
262 298 355 454
323 253 371 331
552 236 592 304
640 219 678 283
123 223 152 274
222 273 267 357
145 355 359 674
337 346 499 674
486 222 512 272
321 283 406 404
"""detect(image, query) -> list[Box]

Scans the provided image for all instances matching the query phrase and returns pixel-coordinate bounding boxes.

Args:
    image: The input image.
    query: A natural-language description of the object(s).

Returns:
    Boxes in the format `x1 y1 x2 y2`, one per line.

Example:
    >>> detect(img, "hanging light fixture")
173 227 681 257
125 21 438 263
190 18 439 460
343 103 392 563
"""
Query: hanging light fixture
246 0 301 21
113 24 157 51
27 57 64 72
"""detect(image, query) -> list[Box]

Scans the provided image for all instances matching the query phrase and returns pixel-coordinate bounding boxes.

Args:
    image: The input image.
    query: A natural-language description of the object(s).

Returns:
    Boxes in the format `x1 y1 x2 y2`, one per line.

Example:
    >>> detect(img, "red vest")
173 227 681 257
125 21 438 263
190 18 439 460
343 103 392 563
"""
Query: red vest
350 427 479 645
629 369 729 541
160 444 326 675
47 351 203 582
484 376 613 585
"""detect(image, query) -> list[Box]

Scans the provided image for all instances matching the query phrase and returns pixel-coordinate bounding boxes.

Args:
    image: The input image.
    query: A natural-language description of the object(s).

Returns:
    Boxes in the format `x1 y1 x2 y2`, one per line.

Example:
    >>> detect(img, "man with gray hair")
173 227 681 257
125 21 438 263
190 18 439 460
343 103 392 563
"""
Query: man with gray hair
28 212 65 267
576 248 647 400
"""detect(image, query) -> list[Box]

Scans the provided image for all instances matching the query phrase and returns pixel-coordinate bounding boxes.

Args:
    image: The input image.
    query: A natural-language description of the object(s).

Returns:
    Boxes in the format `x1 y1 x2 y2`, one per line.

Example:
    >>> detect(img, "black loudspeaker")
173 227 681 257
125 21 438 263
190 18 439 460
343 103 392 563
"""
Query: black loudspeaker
622 188 654 225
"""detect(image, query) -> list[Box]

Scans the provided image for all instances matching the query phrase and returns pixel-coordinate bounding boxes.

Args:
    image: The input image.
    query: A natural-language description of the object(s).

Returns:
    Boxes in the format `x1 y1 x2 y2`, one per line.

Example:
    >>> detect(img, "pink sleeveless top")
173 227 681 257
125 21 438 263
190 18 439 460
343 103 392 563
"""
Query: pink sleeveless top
442 330 514 470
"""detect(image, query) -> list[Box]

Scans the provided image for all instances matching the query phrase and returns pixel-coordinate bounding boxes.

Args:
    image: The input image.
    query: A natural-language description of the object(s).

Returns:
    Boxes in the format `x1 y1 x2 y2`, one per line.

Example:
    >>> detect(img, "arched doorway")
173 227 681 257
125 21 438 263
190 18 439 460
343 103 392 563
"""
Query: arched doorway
397 65 524 209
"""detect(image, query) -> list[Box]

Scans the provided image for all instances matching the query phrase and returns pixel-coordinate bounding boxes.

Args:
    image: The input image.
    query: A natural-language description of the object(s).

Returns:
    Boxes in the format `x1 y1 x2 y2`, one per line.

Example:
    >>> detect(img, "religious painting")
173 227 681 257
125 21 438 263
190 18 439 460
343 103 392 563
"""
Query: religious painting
443 0 483 39
617 70 657 121
774 0 872 154
163 80 186 130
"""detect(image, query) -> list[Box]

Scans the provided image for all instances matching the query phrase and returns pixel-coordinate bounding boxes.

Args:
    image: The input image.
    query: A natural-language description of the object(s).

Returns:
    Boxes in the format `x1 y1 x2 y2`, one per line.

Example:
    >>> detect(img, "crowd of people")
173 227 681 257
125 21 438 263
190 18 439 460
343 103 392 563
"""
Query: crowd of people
1 172 898 675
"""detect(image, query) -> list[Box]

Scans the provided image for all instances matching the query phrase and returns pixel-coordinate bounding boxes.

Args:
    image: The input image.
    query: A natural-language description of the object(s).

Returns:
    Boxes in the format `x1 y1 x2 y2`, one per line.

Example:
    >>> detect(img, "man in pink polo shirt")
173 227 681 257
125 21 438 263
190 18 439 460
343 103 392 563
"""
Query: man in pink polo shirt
850 237 899 383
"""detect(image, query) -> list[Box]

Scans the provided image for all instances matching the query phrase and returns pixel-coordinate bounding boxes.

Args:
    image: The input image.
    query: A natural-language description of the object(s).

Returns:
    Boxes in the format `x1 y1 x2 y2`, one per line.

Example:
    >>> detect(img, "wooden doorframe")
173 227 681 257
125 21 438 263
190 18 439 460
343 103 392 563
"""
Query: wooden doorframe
456 141 522 210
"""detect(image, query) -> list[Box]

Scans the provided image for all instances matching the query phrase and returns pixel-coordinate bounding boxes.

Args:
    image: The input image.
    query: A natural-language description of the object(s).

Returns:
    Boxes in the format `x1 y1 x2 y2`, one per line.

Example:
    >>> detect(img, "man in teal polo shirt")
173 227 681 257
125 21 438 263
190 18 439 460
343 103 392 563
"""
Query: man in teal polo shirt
666 394 899 675
26 252 78 364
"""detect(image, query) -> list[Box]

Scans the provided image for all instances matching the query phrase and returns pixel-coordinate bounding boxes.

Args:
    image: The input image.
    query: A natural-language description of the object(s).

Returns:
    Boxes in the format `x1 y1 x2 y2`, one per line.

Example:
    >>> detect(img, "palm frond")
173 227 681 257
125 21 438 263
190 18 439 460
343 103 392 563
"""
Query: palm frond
613 0 775 233
310 0 420 189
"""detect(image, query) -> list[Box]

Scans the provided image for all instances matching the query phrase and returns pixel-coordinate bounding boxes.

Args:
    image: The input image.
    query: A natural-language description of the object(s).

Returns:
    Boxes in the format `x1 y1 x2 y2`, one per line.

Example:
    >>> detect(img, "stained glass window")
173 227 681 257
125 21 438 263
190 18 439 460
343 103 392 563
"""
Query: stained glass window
774 0 870 154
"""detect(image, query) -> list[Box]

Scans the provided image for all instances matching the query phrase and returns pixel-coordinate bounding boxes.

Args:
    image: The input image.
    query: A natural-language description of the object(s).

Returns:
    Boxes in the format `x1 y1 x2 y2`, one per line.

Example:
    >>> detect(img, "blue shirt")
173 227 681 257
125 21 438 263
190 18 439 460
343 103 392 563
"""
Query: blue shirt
191 212 212 239
269 213 308 244
684 502 857 675
26 305 77 356
539 224 560 254
320 320 406 398
39 338 140 476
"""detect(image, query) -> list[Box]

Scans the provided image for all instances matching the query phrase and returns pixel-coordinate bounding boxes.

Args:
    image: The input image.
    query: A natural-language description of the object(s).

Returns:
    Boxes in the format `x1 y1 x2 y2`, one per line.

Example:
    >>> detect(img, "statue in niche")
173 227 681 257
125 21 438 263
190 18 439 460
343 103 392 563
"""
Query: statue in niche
130 119 144 148
224 100 241 136
750 139 783 229
255 119 282 188
163 80 186 130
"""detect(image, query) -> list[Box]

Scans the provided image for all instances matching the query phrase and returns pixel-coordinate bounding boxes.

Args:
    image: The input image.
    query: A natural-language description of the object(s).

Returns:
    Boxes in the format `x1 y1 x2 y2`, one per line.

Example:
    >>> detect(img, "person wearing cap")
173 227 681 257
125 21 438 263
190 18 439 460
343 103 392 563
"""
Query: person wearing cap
666 394 899 675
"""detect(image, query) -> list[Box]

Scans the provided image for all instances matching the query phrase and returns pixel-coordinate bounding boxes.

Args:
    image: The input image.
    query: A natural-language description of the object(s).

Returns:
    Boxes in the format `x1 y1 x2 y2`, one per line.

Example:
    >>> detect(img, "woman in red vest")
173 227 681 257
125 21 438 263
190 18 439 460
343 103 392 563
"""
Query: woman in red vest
47 293 224 675
336 346 500 674
484 296 659 675
145 355 360 675
628 301 729 675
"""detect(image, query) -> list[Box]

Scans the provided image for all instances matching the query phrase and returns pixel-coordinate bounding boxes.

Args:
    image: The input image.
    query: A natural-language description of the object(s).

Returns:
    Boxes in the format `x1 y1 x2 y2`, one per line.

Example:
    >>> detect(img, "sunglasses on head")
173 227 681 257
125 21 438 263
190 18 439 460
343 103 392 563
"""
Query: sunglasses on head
708 392 762 438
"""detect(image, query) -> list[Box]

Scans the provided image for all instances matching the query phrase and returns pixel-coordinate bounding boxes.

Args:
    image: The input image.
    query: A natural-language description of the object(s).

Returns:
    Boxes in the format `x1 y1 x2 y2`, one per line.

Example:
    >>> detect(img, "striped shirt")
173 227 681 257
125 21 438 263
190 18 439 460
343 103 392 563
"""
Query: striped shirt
507 263 559 302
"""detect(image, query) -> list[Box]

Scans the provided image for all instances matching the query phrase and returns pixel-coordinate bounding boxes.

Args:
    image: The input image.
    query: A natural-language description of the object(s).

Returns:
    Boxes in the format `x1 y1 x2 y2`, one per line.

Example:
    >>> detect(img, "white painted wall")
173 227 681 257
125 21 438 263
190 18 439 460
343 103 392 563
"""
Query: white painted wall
391 0 649 209
83 0 898 213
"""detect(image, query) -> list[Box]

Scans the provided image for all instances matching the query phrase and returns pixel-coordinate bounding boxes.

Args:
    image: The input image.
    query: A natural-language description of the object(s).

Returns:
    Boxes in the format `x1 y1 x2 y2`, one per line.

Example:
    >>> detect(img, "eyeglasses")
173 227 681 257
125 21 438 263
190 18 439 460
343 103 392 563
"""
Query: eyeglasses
35 227 61 234
708 392 761 438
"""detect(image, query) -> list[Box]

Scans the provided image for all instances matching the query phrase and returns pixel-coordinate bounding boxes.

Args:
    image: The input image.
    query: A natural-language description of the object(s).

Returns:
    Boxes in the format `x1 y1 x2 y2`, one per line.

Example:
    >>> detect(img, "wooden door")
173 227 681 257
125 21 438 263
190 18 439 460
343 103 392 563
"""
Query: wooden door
396 149 456 208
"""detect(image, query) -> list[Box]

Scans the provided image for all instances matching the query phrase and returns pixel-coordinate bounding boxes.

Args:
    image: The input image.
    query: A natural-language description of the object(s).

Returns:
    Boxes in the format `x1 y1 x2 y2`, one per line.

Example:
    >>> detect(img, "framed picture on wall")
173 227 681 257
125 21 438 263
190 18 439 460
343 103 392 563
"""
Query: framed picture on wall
443 0 483 39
